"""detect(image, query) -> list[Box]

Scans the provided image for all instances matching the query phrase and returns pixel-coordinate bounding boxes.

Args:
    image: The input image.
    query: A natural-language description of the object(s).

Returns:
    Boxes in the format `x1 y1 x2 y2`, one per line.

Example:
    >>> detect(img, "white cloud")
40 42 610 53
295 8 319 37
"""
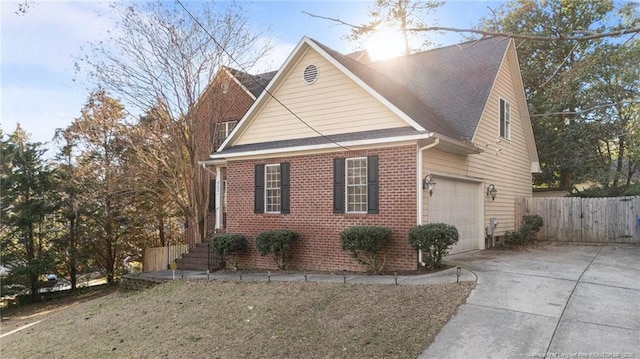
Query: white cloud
1 1 113 71
251 37 296 73
0 1 112 145
0 84 87 145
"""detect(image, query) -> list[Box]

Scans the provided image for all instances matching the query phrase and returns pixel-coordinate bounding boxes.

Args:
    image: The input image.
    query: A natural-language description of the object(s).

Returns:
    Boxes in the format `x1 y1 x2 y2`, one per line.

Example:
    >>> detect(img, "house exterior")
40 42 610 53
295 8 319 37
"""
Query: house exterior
188 67 276 242
202 36 540 272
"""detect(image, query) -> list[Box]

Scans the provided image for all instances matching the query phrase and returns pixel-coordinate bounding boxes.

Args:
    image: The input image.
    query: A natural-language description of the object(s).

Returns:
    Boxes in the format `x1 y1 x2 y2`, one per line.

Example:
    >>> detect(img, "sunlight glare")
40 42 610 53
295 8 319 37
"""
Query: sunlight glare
366 28 406 61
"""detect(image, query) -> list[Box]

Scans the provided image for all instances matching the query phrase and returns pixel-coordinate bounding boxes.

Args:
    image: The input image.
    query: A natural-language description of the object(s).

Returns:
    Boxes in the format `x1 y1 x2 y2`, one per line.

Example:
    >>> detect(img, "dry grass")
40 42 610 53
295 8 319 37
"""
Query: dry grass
1 280 474 359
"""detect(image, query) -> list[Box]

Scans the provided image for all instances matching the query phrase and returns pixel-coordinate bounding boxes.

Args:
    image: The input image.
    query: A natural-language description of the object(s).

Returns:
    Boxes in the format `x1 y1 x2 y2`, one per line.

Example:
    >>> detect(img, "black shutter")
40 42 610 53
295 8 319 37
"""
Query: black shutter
254 164 264 213
280 162 290 214
208 179 216 212
367 155 379 214
499 99 505 138
333 158 345 213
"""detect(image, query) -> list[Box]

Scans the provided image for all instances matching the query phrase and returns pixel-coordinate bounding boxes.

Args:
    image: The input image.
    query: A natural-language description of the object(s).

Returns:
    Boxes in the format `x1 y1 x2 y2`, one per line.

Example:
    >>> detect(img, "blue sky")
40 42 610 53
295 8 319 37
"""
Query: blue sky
0 0 506 146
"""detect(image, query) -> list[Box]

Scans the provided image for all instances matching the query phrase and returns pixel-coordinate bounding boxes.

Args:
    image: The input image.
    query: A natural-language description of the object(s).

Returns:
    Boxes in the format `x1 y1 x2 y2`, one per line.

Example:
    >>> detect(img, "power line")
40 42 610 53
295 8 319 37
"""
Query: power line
175 0 351 152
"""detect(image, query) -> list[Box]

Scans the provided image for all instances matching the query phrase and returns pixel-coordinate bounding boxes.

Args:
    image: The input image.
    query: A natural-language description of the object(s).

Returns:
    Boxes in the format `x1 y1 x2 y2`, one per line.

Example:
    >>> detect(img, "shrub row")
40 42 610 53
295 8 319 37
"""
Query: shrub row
211 223 463 272
210 230 299 271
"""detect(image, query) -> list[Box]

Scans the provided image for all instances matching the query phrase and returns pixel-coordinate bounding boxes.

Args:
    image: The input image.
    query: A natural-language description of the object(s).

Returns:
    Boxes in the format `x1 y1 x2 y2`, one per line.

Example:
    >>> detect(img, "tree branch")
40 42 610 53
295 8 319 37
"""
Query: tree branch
530 100 640 117
303 11 640 42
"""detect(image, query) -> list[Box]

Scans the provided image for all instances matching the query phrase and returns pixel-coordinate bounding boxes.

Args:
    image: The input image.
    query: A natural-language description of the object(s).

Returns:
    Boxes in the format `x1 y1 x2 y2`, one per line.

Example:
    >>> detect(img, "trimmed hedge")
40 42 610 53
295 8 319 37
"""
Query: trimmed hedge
255 230 300 270
211 233 248 271
341 226 391 273
408 223 459 268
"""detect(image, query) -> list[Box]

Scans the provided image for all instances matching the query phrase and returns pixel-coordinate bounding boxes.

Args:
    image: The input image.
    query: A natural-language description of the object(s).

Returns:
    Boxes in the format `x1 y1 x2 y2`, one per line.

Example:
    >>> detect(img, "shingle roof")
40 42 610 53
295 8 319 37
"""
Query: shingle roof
227 67 277 98
219 127 423 155
313 36 509 141
214 37 509 157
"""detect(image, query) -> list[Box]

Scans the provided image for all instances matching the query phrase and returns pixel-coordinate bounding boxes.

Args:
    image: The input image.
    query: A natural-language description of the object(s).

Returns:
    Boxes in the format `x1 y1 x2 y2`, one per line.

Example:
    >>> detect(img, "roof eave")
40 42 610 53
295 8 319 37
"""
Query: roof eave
210 133 431 160
424 133 484 155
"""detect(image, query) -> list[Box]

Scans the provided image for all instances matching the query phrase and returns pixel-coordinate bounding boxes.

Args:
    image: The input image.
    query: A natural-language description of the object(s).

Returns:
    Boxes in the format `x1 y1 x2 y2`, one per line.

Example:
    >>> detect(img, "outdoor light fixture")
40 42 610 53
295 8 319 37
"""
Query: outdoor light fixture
486 184 498 201
423 174 437 196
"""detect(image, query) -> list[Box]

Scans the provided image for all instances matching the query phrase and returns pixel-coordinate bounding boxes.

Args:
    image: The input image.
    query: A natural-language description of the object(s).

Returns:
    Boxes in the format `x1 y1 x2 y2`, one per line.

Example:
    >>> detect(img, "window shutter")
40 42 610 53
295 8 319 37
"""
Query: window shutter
367 155 379 214
208 179 216 212
254 164 264 213
333 158 345 213
280 162 290 214
499 99 505 138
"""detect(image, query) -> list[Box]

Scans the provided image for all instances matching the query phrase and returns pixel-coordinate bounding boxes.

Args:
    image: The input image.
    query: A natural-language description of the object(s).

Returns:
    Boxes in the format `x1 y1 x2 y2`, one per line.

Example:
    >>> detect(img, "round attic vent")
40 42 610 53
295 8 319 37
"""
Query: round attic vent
303 64 319 84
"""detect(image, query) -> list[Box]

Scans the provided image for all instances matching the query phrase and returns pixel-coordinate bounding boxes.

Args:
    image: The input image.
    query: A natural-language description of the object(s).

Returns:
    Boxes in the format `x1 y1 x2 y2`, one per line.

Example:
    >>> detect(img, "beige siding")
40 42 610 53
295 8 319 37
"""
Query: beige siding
422 44 533 237
234 48 409 145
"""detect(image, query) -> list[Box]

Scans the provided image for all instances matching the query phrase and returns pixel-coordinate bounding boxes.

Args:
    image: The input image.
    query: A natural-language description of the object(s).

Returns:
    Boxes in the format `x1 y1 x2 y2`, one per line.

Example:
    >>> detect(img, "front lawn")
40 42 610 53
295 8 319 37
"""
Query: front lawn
1 280 474 358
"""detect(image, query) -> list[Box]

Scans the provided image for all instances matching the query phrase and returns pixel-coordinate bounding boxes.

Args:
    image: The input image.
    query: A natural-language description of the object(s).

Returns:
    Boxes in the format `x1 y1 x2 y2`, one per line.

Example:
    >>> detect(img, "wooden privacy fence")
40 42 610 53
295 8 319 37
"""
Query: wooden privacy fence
515 196 640 243
143 244 189 272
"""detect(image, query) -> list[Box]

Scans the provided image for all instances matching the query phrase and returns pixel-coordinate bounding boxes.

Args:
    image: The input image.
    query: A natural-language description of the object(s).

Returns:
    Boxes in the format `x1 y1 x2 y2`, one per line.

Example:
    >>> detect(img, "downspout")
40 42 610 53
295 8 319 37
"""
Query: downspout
417 138 440 267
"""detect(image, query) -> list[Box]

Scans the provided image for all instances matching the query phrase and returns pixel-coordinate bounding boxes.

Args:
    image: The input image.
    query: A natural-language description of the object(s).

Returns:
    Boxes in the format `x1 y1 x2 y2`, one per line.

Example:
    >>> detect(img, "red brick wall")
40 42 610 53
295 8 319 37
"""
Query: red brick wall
226 145 418 272
186 70 257 243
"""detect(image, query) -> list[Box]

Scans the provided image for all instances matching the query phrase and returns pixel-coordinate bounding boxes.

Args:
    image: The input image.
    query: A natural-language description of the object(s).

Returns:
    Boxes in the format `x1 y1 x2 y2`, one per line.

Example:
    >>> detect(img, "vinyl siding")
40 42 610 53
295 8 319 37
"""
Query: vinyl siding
234 47 409 145
422 44 533 236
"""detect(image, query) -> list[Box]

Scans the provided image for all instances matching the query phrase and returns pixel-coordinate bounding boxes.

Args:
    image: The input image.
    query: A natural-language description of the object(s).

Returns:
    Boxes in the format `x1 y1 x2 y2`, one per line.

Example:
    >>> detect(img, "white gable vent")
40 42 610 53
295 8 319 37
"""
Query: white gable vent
303 64 319 84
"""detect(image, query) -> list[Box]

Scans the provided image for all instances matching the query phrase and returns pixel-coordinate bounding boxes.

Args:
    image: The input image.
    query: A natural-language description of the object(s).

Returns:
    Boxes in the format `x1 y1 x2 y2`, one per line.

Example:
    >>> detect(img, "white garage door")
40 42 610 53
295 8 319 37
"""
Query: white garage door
429 177 482 254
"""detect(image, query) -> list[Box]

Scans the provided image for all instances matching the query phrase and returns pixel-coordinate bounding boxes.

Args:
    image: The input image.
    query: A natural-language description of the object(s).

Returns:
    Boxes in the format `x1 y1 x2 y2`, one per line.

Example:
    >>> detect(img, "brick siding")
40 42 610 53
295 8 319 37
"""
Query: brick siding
226 145 418 272
186 70 256 243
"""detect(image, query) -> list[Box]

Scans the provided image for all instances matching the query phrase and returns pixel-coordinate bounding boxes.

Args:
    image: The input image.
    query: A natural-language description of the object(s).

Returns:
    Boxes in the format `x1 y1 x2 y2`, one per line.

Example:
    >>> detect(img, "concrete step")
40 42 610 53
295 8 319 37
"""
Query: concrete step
175 242 221 271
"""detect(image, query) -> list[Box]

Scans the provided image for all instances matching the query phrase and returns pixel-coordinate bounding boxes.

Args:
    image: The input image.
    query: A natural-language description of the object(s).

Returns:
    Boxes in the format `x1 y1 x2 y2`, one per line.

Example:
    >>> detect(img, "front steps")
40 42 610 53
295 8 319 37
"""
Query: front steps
175 242 222 271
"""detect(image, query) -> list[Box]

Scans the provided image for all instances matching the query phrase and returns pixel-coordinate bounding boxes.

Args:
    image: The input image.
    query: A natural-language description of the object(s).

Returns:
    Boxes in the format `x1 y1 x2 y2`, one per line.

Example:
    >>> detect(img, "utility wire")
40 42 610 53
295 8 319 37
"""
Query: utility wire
176 0 351 151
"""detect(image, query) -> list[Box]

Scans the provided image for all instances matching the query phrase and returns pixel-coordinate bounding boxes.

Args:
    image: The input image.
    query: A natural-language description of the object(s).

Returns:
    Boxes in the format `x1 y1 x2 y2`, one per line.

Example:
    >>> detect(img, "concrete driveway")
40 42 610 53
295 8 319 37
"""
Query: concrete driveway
421 244 640 359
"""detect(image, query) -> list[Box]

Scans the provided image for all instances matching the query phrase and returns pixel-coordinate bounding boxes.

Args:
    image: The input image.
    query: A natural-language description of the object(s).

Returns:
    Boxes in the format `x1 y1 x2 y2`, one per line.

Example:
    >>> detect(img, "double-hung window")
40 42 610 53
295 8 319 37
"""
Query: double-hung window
265 164 281 213
346 158 368 213
254 163 290 214
212 120 238 150
333 156 379 214
499 98 511 139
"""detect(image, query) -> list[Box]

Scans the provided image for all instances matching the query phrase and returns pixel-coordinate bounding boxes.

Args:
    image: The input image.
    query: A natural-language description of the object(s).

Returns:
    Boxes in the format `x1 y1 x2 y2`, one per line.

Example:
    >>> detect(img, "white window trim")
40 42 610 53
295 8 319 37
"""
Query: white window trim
499 97 511 140
214 120 238 149
345 157 368 214
264 164 281 214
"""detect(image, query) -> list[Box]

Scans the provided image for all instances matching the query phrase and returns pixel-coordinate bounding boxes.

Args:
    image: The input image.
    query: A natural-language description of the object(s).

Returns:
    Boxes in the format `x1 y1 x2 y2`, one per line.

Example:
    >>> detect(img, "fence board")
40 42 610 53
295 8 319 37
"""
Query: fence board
143 244 189 272
516 196 640 244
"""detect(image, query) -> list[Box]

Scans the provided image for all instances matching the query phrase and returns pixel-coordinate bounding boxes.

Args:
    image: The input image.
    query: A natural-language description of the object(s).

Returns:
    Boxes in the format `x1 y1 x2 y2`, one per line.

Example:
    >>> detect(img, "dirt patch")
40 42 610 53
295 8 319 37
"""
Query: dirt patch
1 280 474 358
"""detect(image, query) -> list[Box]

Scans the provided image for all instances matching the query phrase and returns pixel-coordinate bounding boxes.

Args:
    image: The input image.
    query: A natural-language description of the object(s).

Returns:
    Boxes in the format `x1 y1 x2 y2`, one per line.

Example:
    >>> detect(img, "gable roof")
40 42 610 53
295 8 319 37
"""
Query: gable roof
315 37 509 141
211 36 523 159
226 67 277 98
313 40 460 139
368 37 509 141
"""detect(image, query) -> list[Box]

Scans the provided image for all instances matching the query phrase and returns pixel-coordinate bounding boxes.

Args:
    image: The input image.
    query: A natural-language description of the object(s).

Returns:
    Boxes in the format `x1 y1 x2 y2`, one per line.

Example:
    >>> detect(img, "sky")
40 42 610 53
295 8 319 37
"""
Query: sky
0 0 507 148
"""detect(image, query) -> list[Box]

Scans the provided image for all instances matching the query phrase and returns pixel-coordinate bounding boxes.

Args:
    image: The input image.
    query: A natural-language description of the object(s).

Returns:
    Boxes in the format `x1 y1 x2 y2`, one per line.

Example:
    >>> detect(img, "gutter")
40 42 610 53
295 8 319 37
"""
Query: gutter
416 138 440 267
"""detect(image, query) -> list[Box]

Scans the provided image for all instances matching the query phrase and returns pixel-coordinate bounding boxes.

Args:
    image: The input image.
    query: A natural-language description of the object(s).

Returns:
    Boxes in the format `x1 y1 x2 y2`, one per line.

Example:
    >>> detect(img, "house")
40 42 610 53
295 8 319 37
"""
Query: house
202 36 540 272
188 66 276 242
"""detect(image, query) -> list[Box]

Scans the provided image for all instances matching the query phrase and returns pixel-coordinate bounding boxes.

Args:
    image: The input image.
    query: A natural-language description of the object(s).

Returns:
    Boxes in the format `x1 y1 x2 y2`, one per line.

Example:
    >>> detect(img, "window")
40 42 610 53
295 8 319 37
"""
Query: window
265 164 281 213
333 156 378 214
346 158 368 213
500 98 511 139
212 120 238 150
254 163 290 214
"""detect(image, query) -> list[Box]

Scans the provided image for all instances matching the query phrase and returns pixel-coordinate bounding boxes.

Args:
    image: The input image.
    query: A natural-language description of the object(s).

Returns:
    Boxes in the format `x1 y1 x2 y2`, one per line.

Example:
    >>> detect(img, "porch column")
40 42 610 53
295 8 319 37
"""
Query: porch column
215 166 223 230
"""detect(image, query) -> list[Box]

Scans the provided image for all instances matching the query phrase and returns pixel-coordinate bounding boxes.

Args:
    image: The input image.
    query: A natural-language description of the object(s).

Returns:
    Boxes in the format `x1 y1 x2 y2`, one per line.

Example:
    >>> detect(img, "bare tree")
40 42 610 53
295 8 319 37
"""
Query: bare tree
77 1 270 245
338 0 444 55
304 1 640 43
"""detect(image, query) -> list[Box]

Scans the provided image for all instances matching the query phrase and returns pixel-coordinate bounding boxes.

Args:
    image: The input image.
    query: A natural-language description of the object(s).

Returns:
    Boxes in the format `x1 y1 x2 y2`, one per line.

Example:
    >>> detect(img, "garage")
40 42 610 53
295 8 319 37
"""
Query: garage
428 176 483 254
